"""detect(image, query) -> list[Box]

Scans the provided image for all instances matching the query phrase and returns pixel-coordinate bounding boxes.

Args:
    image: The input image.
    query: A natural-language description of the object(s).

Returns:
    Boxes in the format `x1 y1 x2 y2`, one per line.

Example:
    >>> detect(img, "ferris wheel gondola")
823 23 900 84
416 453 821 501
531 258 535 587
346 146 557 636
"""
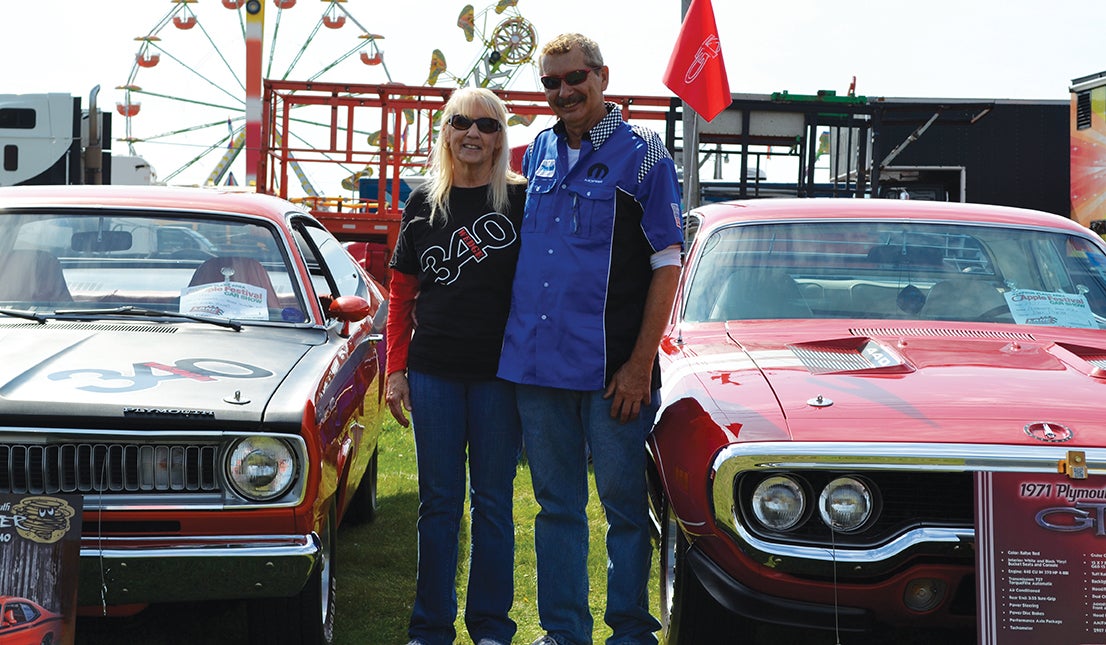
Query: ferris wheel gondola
426 1 538 90
117 0 390 191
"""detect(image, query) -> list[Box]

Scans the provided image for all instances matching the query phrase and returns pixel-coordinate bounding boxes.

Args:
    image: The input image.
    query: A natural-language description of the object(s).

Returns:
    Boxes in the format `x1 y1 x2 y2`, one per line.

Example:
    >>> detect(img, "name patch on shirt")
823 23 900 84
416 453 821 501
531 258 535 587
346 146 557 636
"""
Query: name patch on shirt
536 158 556 178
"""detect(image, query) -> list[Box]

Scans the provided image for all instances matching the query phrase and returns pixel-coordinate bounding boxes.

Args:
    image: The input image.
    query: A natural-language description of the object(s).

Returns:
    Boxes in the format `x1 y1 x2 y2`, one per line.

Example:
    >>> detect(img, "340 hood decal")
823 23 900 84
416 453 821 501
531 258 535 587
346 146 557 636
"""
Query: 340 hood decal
49 358 273 393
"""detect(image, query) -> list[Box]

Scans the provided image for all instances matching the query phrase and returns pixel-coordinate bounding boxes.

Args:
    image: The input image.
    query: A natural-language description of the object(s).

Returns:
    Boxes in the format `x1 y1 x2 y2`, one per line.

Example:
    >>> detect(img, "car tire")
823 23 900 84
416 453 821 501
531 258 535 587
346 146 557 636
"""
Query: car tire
659 496 742 645
41 634 54 645
247 506 337 645
345 448 379 524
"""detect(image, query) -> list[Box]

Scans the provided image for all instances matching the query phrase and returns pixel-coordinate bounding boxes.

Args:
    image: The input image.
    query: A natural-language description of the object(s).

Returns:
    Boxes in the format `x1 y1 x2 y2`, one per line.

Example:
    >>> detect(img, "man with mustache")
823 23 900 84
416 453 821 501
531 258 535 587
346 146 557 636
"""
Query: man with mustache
498 33 684 645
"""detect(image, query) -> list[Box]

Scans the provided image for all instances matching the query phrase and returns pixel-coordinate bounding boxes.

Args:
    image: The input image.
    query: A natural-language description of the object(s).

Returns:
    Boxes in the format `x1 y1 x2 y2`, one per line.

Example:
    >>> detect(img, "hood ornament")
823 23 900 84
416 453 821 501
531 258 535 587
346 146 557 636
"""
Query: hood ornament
1024 421 1073 443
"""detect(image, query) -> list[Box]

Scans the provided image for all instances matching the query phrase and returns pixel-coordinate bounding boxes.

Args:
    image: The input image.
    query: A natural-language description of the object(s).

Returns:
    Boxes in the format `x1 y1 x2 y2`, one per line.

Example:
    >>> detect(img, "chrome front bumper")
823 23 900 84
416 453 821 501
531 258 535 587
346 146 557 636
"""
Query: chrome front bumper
710 441 1106 578
77 533 319 607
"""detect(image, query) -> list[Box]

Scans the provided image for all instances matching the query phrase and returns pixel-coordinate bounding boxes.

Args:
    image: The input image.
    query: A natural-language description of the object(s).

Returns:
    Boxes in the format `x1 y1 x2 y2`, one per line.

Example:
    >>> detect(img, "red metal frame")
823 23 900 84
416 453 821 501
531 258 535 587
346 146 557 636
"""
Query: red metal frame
258 79 675 253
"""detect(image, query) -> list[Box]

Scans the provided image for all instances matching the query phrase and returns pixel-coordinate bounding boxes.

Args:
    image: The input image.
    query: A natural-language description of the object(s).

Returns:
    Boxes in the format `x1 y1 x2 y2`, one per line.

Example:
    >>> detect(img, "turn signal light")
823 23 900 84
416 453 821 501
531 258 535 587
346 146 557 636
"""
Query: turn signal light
903 578 946 612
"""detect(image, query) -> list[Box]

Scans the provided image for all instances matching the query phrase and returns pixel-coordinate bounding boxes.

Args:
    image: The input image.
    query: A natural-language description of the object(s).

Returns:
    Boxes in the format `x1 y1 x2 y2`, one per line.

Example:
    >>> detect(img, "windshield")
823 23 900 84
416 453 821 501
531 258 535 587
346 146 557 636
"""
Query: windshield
684 220 1106 330
0 211 308 323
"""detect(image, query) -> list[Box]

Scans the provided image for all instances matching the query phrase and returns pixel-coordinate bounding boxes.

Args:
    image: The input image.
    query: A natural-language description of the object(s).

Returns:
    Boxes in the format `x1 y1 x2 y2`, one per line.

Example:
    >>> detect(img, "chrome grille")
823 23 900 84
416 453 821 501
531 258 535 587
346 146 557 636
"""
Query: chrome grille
0 443 220 495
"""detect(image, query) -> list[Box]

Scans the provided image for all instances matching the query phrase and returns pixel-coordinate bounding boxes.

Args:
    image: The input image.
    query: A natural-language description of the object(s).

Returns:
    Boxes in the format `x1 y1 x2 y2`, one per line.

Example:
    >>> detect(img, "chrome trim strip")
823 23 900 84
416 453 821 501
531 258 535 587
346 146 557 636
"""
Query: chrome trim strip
710 442 1106 578
80 533 312 548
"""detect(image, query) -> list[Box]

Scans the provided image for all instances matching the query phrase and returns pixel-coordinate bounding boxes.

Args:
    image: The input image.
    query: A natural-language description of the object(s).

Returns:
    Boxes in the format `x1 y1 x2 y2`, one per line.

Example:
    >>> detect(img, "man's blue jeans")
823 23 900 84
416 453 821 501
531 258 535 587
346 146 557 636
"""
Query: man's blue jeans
407 369 522 645
516 384 661 645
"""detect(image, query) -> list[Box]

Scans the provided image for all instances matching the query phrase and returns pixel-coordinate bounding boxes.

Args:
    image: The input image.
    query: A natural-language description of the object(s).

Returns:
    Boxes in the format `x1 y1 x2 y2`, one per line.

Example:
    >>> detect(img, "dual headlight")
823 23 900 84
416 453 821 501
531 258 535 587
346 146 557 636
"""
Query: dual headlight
226 436 298 502
751 475 875 533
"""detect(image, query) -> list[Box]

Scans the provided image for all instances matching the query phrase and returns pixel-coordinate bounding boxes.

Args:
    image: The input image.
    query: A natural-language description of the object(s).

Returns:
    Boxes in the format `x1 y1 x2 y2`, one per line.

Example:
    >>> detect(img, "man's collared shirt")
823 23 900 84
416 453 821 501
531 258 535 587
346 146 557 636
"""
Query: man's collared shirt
498 104 683 391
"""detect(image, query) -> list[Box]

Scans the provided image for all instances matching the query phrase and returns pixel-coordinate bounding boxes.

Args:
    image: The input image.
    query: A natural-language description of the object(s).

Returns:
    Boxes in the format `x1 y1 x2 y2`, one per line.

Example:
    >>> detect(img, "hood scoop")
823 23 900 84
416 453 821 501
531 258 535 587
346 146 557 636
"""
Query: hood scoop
850 326 1035 341
1050 342 1106 378
788 338 911 374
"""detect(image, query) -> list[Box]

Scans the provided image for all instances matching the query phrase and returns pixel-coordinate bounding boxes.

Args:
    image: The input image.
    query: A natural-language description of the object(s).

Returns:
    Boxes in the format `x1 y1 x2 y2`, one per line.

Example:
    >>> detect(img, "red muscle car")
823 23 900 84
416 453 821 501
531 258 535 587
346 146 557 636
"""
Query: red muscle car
651 198 1106 643
0 596 62 645
0 185 387 644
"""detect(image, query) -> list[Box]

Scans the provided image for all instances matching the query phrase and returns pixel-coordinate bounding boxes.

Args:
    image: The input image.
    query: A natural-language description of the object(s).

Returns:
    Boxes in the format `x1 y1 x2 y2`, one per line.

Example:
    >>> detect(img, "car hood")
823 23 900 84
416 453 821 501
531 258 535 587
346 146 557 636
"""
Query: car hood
666 320 1106 446
0 322 319 423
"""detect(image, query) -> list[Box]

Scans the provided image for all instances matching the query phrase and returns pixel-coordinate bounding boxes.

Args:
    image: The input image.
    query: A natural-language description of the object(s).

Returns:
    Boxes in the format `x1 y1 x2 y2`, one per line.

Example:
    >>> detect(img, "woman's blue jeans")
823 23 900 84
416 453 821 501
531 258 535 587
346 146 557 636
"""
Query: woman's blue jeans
407 369 522 645
516 384 661 645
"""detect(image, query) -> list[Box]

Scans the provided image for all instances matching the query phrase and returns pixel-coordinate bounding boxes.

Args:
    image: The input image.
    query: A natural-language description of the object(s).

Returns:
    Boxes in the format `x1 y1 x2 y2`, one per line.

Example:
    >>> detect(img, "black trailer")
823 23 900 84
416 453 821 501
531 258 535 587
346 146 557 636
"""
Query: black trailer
686 91 1069 216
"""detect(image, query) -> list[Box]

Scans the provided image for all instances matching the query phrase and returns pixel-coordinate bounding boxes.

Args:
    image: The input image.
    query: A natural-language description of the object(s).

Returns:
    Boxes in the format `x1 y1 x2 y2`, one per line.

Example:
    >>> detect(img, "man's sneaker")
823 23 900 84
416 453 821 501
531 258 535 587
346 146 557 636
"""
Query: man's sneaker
476 640 507 645
530 637 559 645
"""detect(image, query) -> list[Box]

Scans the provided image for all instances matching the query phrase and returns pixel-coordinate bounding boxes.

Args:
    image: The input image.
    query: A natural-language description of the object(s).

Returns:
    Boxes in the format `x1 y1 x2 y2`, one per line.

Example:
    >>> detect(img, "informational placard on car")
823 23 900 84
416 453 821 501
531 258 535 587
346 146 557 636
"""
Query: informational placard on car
1004 289 1097 328
0 493 81 645
180 280 268 320
977 471 1106 644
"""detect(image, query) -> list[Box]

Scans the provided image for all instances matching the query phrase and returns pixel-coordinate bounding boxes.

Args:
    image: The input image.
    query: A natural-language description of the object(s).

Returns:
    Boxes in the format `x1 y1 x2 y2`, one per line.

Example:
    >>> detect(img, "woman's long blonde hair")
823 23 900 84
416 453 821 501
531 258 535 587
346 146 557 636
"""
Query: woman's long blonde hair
426 87 527 226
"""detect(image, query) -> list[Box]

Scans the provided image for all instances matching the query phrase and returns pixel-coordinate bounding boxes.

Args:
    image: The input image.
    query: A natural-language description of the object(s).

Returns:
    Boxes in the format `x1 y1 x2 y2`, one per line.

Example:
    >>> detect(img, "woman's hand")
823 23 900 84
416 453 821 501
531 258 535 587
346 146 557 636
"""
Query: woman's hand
385 371 412 427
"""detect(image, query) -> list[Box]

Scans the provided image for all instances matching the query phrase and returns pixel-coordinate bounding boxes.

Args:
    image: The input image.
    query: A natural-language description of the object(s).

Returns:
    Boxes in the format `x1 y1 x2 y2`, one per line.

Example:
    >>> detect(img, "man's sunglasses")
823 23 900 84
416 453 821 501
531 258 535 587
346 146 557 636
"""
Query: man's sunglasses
447 114 502 134
539 67 601 91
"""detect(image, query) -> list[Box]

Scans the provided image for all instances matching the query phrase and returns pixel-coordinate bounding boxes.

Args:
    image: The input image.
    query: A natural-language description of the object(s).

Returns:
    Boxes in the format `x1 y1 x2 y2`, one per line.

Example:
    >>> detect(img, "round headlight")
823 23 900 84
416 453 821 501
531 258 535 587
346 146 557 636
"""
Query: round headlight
227 436 297 501
818 477 873 532
751 476 806 531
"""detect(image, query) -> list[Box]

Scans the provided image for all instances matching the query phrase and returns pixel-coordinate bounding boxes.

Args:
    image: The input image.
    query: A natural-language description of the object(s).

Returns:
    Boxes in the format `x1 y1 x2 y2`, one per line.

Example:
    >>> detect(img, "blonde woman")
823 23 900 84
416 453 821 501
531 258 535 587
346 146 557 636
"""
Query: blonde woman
385 86 526 645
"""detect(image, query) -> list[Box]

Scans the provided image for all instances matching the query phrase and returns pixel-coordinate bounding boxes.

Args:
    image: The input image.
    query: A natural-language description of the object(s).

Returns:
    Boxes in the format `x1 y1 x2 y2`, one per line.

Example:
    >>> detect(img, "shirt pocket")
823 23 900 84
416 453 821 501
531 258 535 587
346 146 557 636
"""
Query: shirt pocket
523 176 557 233
566 184 615 239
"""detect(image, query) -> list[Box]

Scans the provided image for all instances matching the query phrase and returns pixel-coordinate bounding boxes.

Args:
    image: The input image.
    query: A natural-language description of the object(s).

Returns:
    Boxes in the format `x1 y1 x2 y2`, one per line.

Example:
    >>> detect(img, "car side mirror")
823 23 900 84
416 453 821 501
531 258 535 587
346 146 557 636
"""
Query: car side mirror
327 295 371 323
328 295 372 338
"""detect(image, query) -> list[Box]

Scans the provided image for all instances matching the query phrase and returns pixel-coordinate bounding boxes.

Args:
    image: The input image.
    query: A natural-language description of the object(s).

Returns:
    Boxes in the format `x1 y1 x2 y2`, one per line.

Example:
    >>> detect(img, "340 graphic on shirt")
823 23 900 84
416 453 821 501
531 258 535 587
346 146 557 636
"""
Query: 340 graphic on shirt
420 212 517 285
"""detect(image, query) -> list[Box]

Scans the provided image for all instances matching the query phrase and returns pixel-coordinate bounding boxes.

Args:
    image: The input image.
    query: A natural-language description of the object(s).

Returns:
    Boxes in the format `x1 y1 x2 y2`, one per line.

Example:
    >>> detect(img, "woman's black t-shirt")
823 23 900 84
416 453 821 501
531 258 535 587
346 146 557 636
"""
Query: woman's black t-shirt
390 182 525 379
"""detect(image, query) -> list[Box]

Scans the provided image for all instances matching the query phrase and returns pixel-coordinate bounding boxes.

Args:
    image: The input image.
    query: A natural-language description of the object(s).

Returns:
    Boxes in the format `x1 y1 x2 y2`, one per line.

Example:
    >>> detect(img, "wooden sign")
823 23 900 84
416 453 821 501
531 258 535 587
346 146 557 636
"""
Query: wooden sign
0 494 82 645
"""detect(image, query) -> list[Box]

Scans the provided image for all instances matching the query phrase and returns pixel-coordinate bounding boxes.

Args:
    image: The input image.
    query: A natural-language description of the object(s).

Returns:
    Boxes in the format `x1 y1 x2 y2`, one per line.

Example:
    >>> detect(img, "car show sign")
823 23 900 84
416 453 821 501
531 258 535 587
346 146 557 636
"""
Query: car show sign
0 493 81 645
180 280 269 320
977 470 1106 643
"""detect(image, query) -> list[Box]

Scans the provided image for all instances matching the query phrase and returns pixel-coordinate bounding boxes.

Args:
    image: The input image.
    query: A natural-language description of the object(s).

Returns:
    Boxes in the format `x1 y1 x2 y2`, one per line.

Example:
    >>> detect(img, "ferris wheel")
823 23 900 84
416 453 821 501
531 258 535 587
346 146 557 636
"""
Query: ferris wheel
117 0 390 190
426 0 538 91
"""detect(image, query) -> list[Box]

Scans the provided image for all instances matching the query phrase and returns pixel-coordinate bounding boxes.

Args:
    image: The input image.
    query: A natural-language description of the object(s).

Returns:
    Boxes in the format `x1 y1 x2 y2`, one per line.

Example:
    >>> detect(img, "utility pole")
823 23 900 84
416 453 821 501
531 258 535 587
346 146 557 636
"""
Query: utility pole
679 0 700 210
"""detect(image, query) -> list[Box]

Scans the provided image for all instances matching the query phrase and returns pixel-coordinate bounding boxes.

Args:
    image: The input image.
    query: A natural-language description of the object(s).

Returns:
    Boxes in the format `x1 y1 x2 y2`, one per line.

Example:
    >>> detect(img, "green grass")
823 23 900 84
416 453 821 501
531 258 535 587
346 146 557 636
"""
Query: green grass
75 419 660 643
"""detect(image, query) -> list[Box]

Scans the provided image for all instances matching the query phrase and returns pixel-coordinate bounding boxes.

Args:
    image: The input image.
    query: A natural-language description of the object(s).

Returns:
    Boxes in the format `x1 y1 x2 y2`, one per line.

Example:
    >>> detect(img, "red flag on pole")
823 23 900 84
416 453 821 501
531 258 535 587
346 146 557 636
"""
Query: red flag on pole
663 0 731 122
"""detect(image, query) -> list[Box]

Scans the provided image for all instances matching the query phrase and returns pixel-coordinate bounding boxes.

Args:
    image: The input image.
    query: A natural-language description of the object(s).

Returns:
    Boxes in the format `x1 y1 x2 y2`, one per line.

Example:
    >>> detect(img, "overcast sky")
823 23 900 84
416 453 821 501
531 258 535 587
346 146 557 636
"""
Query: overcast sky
2 0 1098 185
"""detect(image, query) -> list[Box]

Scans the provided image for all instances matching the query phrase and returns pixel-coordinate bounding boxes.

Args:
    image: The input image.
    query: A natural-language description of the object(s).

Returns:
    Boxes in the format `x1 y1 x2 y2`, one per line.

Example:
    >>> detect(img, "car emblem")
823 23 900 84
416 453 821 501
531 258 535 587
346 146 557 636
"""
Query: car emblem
1024 421 1074 443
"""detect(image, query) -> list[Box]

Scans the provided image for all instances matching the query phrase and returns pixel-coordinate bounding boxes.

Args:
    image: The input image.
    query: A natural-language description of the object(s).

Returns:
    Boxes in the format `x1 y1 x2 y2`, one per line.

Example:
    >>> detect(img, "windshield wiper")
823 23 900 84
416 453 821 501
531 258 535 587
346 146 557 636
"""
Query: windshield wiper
0 308 48 323
53 306 242 331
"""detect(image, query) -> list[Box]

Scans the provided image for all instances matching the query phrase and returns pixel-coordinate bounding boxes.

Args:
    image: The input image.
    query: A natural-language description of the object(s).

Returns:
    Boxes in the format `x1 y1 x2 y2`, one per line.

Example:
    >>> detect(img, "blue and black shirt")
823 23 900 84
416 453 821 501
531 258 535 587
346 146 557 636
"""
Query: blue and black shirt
498 104 683 391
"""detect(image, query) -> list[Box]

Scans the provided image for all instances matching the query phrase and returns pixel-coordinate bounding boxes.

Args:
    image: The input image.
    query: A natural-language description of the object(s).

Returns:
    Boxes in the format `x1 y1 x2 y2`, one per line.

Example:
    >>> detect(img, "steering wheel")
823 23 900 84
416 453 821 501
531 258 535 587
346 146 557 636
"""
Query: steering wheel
977 304 1014 322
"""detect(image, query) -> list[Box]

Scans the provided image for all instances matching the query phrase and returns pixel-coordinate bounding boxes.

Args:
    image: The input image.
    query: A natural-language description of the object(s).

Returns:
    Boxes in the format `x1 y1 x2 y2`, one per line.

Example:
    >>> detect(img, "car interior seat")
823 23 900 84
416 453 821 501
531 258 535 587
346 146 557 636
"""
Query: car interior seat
921 278 1008 320
709 270 813 320
188 256 282 310
0 249 73 302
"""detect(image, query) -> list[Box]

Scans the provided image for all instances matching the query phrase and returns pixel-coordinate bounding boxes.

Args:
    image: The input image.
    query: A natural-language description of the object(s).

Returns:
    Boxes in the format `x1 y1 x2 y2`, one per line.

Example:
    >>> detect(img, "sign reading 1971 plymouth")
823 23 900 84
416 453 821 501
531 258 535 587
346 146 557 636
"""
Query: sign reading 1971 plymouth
0 185 388 645
649 198 1106 644
977 471 1106 644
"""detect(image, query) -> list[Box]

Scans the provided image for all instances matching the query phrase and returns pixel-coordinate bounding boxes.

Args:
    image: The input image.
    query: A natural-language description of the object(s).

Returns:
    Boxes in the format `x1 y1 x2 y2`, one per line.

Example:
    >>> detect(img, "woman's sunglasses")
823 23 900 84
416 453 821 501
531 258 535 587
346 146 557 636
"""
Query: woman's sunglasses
539 67 600 90
447 114 502 134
